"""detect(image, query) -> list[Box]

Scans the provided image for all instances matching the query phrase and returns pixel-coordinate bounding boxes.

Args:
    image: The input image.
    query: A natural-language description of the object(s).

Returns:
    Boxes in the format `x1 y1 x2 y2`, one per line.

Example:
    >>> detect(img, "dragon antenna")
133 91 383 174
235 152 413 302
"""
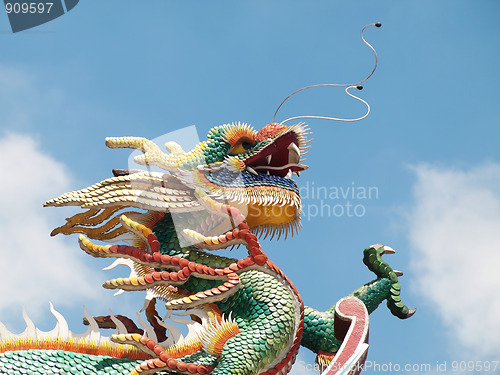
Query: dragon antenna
272 22 382 125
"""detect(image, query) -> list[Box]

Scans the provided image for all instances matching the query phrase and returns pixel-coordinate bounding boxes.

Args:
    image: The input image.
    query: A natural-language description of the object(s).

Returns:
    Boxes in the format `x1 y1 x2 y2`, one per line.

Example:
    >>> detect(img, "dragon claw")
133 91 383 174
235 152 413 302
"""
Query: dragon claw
381 246 396 255
369 244 396 255
363 245 415 320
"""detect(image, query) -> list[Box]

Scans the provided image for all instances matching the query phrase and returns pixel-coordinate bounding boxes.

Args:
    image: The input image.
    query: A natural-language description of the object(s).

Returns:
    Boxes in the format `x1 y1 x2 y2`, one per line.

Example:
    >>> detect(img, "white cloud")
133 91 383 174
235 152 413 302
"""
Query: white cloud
0 133 104 322
408 163 500 358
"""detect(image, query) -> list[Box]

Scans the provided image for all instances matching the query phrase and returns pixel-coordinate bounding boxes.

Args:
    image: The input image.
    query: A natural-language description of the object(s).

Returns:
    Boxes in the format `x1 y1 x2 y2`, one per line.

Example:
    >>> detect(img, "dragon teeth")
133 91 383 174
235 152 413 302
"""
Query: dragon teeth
285 169 293 179
288 143 300 155
266 155 272 164
287 143 300 164
246 166 258 175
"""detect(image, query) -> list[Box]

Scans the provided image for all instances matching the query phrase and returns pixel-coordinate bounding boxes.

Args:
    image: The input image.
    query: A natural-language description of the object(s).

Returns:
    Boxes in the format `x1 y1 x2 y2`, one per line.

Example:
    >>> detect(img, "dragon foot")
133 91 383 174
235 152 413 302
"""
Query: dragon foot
362 244 416 319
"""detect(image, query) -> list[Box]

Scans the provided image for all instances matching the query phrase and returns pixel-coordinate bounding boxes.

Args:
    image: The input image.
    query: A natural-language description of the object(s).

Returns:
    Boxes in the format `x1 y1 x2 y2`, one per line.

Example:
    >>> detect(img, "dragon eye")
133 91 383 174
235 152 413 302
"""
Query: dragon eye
229 138 254 155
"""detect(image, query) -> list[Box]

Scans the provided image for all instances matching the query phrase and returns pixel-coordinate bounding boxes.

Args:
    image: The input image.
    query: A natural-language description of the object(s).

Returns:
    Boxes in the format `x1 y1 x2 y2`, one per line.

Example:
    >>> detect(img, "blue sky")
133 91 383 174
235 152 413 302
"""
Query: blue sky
0 1 499 374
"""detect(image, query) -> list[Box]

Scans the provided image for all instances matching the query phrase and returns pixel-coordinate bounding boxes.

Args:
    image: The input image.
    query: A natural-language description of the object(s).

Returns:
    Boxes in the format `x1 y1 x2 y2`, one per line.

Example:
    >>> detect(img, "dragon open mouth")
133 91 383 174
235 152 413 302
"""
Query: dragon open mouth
245 132 308 178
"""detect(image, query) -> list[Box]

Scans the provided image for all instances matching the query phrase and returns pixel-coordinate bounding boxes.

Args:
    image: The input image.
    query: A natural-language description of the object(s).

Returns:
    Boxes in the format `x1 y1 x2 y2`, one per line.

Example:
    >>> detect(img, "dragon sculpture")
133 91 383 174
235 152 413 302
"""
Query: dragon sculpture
0 121 414 375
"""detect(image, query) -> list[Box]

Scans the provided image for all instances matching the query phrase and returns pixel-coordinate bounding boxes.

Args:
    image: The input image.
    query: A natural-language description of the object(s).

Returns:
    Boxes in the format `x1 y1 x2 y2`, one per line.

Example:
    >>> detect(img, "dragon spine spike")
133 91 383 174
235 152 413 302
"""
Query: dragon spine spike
198 313 241 357
0 336 150 360
0 304 116 344
135 312 157 343
109 310 129 335
162 337 202 359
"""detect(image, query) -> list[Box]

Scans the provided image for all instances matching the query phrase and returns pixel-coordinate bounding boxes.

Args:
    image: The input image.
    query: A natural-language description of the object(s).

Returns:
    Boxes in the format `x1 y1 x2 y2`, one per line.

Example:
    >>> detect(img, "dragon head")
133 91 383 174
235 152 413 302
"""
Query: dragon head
168 122 310 234
46 122 310 241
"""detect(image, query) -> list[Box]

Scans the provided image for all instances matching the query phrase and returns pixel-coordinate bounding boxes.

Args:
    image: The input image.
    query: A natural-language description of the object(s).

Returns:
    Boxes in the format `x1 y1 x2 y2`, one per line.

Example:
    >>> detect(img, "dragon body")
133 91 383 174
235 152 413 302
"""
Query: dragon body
0 122 414 375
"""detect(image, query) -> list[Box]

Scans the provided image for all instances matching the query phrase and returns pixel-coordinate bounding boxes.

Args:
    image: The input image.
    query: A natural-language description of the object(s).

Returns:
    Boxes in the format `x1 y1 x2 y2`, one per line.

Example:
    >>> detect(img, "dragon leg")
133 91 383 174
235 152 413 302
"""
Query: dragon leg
354 244 415 318
301 244 415 367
